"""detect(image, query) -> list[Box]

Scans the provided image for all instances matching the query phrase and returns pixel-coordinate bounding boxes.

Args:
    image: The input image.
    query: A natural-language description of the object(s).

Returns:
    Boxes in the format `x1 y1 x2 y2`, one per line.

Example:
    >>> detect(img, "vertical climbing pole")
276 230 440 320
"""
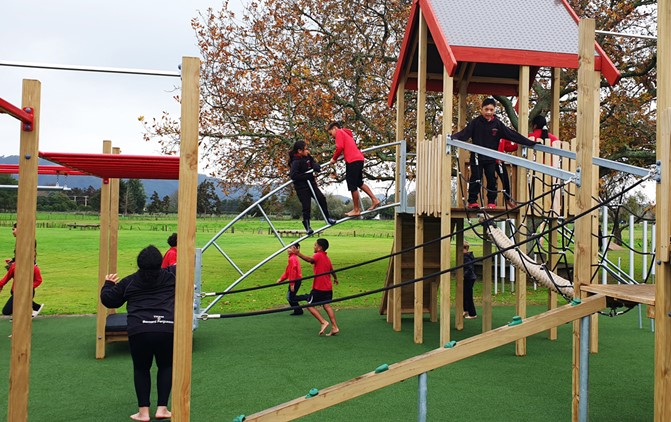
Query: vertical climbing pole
96 141 113 359
439 67 454 345
547 67 561 341
572 19 596 422
392 75 406 332
173 56 200 422
413 9 427 344
655 1 671 420
515 65 530 357
7 79 40 422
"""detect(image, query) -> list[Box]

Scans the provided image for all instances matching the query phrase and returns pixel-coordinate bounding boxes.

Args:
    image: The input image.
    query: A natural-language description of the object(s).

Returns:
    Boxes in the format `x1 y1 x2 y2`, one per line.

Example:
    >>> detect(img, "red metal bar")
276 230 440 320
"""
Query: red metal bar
0 97 34 131
0 164 89 176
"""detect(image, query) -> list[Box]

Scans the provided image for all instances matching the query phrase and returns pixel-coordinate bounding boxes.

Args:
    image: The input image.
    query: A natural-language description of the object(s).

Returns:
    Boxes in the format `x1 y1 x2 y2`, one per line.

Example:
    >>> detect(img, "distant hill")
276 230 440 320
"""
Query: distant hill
0 155 233 199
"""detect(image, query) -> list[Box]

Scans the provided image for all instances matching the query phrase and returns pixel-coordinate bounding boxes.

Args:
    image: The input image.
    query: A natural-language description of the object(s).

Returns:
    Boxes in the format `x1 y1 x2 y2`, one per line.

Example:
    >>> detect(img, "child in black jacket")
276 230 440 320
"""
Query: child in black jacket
288 141 336 234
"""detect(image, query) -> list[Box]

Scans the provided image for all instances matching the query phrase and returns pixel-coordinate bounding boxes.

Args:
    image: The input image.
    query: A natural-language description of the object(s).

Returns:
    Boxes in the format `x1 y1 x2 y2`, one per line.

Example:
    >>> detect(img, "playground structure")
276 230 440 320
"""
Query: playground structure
2 2 671 422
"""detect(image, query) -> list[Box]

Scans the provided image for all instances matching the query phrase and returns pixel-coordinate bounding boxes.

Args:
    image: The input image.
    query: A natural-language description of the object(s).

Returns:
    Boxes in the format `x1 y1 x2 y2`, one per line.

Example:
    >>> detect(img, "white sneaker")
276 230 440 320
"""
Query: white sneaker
32 304 44 318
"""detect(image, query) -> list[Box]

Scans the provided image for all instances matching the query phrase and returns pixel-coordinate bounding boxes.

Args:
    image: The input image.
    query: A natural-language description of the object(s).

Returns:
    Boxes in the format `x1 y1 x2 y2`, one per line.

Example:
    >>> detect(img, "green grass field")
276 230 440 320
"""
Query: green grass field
0 213 656 421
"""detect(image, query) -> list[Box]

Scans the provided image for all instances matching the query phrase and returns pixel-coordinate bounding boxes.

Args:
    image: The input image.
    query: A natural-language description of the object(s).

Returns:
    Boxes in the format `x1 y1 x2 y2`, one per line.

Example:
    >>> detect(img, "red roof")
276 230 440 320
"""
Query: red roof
38 152 180 180
388 0 620 106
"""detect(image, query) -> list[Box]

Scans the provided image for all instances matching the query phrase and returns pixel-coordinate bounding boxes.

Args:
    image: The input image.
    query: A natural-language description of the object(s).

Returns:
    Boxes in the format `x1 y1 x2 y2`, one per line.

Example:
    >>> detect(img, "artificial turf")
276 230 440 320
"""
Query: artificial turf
0 305 654 421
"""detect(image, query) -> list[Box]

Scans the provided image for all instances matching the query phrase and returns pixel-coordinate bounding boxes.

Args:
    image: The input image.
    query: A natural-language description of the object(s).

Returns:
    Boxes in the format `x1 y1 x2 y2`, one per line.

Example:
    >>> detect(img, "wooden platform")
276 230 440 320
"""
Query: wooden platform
581 283 655 306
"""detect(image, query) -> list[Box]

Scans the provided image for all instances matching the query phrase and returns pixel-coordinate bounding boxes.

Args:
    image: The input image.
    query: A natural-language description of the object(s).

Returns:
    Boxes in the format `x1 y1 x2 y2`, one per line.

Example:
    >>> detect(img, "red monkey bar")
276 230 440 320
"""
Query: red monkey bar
0 97 34 131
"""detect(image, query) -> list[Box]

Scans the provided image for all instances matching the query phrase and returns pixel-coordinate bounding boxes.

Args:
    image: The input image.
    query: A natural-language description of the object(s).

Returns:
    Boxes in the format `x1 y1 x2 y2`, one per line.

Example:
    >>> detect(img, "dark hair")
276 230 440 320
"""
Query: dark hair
482 98 496 108
294 242 300 249
532 115 549 139
288 140 307 167
167 232 177 247
327 121 342 131
137 245 163 271
316 238 329 251
12 223 16 229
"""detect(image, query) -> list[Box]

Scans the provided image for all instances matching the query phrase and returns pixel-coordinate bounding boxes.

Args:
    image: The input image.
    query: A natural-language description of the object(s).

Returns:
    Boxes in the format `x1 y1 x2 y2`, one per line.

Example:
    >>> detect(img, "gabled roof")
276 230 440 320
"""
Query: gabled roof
39 152 180 180
388 0 620 106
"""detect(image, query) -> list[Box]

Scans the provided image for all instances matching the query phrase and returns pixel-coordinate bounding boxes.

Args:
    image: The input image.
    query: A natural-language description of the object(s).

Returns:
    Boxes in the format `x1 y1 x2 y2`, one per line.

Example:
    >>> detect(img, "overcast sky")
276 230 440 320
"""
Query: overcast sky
0 0 237 172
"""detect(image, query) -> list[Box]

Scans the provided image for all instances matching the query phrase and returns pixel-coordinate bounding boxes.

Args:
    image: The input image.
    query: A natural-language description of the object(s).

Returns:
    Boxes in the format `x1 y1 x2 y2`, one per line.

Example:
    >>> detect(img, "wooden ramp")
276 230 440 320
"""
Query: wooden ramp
245 294 606 421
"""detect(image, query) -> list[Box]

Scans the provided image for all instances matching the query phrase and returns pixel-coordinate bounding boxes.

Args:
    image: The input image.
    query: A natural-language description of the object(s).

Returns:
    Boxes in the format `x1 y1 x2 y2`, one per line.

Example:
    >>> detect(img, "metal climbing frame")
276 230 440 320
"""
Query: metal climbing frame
195 140 407 318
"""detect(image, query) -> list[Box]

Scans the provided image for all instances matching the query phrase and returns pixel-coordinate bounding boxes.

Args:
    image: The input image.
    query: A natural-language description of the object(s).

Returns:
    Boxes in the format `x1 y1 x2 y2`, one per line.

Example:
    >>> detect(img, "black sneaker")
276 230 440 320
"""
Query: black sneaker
327 218 337 225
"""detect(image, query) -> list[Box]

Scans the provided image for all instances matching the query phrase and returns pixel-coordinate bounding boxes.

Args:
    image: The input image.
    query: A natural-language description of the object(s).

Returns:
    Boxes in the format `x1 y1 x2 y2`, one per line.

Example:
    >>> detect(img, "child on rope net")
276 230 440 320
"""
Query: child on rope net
288 140 337 235
289 238 340 336
327 121 380 216
276 242 306 315
452 97 539 209
462 242 478 319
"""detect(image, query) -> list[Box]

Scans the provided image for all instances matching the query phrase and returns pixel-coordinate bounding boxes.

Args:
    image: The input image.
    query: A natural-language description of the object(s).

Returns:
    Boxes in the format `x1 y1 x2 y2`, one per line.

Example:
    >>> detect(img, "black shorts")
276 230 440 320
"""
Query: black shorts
308 289 333 305
345 160 364 192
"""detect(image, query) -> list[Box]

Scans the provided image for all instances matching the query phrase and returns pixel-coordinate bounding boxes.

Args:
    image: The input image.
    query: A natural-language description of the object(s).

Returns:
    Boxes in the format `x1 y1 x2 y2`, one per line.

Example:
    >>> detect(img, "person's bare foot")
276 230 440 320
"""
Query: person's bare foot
345 210 361 217
367 200 381 211
155 406 172 420
326 329 340 336
130 412 150 422
318 321 330 335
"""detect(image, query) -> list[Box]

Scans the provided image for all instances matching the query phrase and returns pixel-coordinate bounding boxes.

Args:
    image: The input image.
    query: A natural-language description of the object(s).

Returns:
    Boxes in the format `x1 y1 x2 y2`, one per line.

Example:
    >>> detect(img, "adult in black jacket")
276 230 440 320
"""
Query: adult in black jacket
101 245 175 422
289 140 336 234
453 97 538 208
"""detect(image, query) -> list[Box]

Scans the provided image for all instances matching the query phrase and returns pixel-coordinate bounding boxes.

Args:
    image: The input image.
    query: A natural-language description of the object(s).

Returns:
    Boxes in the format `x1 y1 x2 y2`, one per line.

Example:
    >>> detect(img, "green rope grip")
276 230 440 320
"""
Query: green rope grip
571 298 582 306
306 388 319 398
375 363 389 373
232 415 246 422
444 340 457 348
507 315 523 326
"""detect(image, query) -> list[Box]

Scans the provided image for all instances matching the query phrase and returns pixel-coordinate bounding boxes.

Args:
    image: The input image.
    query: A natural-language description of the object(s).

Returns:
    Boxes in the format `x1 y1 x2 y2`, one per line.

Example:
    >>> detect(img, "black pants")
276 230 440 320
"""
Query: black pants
468 160 498 205
287 280 306 313
496 162 513 201
296 183 330 221
463 278 477 317
2 291 40 315
128 331 174 407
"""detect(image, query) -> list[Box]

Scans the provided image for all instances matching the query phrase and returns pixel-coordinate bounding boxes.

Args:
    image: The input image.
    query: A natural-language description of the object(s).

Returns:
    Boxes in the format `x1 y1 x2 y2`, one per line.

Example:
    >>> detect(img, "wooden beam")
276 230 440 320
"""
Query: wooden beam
440 68 454 345
515 65 530 357
245 295 607 421
95 140 113 360
172 56 200 422
573 19 596 422
7 79 40 422
392 76 406 331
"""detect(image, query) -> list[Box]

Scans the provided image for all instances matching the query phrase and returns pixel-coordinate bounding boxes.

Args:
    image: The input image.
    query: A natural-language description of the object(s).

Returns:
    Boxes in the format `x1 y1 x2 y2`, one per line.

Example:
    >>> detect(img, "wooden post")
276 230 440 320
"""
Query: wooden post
95 140 113 359
413 10 428 344
172 56 200 422
391 77 405 331
455 221 464 331
655 2 671 421
439 68 454 345
482 238 493 332
7 79 40 422
109 147 121 274
548 67 561 340
590 68 602 354
515 65 530 357
572 19 596 421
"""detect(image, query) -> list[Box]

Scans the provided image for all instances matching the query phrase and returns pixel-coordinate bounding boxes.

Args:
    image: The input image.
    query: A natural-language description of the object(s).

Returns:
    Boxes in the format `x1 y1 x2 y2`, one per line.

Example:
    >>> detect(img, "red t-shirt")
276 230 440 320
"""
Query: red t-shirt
311 251 333 291
161 247 177 268
332 128 364 163
279 254 302 288
0 262 43 292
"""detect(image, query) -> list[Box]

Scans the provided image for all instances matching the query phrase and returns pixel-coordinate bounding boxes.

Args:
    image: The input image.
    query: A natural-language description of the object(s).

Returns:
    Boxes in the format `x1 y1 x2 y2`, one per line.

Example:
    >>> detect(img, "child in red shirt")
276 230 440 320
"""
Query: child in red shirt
277 243 304 315
290 238 340 336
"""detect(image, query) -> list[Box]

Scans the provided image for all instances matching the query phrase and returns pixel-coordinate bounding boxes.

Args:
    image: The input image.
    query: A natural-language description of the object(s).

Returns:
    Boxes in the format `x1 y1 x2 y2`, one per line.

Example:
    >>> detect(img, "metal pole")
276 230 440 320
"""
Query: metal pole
578 315 591 422
601 207 608 284
418 372 428 422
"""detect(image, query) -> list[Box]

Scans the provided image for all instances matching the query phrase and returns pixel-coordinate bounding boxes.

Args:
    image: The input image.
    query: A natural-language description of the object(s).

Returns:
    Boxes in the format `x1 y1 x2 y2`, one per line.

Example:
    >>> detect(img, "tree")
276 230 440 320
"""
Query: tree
144 0 411 193
144 0 658 198
119 179 146 214
197 180 222 215
0 175 18 211
147 191 164 214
